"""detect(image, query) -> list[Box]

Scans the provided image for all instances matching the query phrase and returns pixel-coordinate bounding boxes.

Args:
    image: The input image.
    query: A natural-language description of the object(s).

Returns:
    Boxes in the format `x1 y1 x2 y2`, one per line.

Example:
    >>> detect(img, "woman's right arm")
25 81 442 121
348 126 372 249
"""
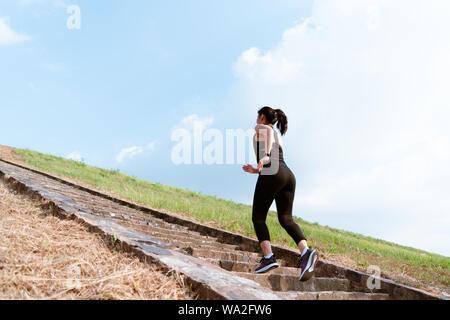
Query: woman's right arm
254 124 273 139
255 124 273 166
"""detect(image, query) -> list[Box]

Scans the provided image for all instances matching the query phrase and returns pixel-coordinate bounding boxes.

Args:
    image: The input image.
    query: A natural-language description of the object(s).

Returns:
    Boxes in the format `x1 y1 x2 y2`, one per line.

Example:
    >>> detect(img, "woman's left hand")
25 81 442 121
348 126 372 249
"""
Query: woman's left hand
257 159 264 173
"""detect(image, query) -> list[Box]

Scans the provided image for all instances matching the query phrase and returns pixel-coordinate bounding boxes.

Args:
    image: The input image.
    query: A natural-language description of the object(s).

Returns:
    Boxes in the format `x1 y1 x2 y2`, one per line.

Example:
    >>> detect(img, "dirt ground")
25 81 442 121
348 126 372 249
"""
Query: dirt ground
0 180 196 300
0 145 27 166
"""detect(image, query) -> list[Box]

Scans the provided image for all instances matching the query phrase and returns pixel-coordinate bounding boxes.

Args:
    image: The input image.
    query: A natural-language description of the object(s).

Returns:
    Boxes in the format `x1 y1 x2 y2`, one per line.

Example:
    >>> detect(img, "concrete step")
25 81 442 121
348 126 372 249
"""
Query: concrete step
277 291 390 300
129 216 191 232
141 232 241 251
121 220 217 242
105 211 191 232
186 248 263 264
205 258 295 272
150 232 236 249
234 272 350 292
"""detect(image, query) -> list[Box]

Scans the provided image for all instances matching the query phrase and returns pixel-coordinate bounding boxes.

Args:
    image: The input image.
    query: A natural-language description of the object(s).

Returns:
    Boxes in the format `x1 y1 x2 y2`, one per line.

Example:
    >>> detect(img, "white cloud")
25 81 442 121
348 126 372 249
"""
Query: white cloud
116 142 156 164
0 17 31 46
66 151 83 162
233 46 304 83
173 114 214 132
116 146 143 164
230 0 450 256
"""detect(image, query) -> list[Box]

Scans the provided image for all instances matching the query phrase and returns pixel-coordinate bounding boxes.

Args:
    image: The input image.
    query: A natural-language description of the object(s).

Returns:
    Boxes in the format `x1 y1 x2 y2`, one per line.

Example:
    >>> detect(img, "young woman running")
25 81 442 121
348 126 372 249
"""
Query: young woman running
242 106 319 281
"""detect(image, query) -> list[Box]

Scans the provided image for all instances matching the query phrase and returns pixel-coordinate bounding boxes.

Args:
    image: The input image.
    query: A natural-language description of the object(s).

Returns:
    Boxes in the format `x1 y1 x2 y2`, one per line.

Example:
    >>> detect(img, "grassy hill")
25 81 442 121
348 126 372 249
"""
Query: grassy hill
2 146 449 294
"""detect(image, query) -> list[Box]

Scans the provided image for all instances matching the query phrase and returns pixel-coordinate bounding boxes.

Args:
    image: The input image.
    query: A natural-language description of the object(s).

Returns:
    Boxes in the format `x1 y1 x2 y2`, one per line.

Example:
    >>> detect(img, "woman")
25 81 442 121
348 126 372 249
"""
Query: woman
242 106 319 281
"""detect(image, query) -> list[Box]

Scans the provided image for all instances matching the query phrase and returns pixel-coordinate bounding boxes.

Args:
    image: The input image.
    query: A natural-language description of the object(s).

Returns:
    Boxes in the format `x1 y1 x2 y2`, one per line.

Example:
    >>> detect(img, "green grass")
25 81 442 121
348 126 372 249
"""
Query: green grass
13 148 450 290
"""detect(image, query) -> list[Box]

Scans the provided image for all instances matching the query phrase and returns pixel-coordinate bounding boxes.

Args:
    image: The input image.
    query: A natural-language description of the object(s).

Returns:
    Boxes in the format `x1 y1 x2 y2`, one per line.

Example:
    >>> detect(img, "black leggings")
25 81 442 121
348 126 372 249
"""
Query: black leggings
252 164 307 244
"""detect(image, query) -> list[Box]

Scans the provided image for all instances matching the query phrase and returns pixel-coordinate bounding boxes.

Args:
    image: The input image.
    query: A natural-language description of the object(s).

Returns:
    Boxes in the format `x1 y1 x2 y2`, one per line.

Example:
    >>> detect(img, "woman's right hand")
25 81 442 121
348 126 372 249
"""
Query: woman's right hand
242 164 258 174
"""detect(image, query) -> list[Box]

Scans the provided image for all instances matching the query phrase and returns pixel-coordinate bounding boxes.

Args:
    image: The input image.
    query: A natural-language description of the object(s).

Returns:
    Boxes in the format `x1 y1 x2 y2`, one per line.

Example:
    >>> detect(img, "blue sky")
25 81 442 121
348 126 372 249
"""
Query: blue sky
0 0 312 189
1 0 450 257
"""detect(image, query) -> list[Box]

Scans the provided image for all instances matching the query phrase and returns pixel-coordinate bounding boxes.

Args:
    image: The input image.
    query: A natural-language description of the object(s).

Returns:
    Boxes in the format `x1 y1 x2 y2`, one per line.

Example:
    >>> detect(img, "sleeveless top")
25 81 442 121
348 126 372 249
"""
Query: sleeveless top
253 128 286 169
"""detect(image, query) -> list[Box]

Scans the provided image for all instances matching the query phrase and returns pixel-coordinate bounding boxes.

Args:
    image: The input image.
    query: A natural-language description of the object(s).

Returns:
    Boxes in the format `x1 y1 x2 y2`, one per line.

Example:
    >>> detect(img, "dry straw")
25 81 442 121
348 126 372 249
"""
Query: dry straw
0 182 196 300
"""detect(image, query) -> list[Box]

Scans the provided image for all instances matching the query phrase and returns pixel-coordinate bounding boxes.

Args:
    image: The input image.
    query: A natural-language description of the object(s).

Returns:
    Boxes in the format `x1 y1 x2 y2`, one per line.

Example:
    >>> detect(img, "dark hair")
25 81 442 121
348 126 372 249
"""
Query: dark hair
257 106 288 135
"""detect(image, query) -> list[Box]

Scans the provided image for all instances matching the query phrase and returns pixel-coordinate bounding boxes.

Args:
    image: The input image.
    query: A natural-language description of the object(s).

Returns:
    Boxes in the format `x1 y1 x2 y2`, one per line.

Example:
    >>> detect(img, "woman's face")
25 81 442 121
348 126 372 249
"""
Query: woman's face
256 113 264 124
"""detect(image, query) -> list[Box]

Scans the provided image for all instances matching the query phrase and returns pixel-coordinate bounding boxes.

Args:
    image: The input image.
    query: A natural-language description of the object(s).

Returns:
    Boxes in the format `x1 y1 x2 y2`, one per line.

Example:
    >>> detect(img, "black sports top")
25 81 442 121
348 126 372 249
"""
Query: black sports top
253 129 286 168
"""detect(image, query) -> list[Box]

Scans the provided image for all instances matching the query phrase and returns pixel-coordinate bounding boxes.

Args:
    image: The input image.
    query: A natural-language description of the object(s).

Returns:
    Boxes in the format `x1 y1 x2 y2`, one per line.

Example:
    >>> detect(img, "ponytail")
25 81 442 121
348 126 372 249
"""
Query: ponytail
257 106 288 135
275 109 288 135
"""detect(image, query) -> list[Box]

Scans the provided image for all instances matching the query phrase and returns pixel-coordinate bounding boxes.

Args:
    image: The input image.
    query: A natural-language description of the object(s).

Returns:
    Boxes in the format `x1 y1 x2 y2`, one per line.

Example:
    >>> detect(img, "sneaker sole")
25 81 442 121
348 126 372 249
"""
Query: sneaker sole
298 250 319 281
254 263 279 274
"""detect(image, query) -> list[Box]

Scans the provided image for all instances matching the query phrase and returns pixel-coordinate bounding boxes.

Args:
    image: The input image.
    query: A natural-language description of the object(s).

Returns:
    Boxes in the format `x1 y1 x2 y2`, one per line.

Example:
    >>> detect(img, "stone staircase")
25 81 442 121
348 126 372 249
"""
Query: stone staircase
0 159 445 300
116 216 389 300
